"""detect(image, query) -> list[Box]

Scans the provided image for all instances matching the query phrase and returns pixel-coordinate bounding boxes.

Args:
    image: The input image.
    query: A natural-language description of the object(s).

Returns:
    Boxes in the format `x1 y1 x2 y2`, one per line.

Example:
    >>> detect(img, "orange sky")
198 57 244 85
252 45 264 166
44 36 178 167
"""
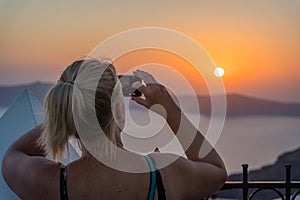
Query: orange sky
0 1 299 102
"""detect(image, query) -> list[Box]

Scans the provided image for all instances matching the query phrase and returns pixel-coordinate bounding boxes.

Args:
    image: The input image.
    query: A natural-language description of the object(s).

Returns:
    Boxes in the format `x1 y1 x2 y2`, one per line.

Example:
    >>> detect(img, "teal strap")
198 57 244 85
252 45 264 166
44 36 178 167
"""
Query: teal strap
145 155 156 200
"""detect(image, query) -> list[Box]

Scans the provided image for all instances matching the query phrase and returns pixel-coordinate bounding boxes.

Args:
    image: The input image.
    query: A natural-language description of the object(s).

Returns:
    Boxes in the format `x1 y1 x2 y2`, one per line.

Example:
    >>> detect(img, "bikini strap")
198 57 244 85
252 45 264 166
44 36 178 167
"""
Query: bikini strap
145 155 156 200
145 155 166 200
60 165 69 200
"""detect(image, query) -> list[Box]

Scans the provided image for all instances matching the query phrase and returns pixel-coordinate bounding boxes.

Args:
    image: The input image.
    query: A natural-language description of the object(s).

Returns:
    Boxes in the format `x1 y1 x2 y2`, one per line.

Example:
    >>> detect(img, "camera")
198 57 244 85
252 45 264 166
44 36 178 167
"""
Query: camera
118 75 142 97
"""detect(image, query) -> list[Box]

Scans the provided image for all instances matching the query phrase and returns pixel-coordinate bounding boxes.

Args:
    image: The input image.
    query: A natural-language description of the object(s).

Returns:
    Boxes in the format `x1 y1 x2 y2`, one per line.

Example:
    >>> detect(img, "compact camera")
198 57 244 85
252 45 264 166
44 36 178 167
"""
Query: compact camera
118 75 142 97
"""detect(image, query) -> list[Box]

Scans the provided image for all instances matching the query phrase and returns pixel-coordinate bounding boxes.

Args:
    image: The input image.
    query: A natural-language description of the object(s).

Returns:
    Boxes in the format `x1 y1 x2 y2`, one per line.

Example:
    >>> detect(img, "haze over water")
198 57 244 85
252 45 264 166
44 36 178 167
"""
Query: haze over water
121 109 300 174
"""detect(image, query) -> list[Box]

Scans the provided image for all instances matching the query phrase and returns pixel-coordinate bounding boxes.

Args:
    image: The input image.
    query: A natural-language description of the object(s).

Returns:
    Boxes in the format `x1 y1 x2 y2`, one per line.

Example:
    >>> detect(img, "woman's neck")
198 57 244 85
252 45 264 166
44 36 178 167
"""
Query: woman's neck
79 137 124 161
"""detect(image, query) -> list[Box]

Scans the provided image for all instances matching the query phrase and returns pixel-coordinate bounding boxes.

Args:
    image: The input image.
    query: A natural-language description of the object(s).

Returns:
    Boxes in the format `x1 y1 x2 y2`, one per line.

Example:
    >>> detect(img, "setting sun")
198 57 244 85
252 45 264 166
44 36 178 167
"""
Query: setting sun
214 67 225 77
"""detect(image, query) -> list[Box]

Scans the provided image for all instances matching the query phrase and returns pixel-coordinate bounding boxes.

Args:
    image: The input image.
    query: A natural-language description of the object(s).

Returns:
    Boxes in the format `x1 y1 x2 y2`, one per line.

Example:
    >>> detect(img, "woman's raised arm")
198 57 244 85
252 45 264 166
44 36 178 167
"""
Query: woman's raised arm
131 70 227 198
2 125 60 199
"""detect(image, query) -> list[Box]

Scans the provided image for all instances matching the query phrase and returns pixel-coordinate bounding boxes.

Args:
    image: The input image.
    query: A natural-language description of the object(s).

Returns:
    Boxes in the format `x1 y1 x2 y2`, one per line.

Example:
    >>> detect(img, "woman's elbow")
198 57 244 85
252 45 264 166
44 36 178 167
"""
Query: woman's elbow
2 152 9 182
207 167 227 191
215 168 227 190
1 149 15 184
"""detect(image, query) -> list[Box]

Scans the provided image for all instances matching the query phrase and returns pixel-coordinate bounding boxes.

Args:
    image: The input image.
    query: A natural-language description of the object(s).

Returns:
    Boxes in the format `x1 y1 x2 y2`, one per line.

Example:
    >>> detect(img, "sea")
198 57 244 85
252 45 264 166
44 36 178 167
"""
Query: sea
121 109 300 175
1 106 299 175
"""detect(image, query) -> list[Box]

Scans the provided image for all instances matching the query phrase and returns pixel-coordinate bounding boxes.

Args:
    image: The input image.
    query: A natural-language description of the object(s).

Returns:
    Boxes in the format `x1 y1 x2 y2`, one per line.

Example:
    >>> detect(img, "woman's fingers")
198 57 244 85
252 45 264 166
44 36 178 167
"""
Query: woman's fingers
131 96 149 108
131 81 151 96
133 69 157 84
131 81 144 90
131 70 166 111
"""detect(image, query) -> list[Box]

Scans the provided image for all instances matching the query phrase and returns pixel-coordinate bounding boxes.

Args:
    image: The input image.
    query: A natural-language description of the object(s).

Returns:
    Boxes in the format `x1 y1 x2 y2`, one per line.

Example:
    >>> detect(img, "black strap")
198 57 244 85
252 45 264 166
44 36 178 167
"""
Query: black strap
152 148 166 200
60 166 68 200
156 170 166 200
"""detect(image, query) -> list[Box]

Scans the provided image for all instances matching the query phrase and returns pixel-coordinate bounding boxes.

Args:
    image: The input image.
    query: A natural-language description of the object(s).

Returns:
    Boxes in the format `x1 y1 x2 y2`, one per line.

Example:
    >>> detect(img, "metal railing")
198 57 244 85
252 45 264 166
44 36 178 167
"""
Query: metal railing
207 164 300 200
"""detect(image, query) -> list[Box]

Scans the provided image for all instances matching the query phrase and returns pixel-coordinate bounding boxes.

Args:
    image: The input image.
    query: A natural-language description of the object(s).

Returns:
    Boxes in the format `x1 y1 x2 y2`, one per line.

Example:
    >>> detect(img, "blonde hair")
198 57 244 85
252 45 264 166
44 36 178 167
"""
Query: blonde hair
38 59 120 160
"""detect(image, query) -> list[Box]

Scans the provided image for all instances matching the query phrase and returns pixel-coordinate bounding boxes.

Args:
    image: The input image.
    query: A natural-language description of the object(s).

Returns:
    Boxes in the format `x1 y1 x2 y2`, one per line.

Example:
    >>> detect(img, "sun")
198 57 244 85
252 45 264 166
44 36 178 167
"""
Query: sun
214 67 225 77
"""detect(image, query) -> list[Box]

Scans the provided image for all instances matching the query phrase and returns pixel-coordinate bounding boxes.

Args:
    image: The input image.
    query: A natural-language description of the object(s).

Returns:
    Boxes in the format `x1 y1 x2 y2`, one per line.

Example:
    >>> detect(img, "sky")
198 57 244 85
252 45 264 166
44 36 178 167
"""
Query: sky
0 0 299 102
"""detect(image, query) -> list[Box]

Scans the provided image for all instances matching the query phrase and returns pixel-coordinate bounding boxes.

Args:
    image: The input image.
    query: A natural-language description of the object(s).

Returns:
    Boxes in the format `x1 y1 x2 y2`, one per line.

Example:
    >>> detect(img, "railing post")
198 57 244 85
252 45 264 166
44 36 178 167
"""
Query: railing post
242 164 249 200
285 164 291 200
214 164 300 200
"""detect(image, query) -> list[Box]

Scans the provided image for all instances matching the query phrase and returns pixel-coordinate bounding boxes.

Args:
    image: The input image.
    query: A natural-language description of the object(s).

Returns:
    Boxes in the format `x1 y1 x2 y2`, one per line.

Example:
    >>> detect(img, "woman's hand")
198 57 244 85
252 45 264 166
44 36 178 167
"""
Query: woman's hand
131 70 180 118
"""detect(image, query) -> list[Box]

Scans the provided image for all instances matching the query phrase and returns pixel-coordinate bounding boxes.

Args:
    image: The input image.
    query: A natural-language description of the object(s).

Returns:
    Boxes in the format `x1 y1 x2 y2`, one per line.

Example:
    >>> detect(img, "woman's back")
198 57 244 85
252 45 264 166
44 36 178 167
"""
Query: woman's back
36 153 184 200
64 153 224 200
66 155 151 200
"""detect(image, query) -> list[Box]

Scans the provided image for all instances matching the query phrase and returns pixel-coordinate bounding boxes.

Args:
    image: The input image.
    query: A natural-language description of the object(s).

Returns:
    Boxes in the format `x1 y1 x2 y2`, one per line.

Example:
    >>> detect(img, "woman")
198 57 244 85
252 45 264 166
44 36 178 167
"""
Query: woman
2 59 227 200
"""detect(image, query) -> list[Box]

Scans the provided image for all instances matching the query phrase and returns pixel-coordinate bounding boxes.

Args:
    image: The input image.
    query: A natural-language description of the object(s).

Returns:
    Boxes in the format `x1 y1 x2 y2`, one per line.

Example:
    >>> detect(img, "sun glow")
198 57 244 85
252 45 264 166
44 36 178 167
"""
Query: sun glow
214 67 225 77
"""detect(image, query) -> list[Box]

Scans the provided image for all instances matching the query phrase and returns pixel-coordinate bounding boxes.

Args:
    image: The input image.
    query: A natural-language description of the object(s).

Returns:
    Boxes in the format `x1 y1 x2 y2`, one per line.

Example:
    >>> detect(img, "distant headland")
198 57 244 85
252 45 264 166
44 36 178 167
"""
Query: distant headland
0 82 299 117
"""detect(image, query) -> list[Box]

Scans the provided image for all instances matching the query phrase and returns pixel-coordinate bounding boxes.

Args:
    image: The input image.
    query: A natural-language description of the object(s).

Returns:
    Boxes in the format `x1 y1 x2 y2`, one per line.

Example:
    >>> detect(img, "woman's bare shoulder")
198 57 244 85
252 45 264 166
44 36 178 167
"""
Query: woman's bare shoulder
147 152 225 199
3 153 61 199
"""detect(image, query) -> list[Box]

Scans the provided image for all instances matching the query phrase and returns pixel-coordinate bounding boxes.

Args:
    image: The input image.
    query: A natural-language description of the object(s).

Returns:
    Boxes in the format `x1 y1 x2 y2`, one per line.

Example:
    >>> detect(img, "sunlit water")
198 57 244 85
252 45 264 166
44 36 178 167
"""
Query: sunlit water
214 115 300 174
122 109 300 174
